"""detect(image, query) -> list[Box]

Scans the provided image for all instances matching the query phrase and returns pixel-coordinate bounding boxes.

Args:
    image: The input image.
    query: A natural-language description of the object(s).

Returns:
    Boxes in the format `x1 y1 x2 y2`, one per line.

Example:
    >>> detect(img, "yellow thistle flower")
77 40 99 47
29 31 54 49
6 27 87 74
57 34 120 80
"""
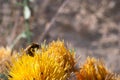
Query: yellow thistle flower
0 47 12 73
76 57 109 80
105 74 120 80
0 47 11 61
43 40 75 74
9 50 67 80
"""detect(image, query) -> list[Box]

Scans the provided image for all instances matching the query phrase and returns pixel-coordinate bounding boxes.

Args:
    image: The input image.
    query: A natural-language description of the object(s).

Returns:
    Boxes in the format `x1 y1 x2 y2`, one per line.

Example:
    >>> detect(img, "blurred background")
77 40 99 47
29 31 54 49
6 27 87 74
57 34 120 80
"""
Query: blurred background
0 0 120 73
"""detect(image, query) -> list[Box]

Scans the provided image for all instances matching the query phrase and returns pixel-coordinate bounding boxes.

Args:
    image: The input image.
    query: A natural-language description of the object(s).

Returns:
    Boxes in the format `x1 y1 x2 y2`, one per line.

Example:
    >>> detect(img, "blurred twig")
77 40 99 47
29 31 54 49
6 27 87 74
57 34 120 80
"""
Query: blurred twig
9 0 32 50
10 32 27 49
39 0 70 42
7 11 20 46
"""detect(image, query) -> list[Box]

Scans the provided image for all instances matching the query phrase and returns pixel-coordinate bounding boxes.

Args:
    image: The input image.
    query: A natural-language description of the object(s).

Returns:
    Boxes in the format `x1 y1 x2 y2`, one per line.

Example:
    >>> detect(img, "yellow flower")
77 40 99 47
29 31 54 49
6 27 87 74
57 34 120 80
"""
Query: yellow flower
43 40 75 74
0 47 12 73
105 74 120 80
9 50 67 80
76 57 109 80
0 47 11 61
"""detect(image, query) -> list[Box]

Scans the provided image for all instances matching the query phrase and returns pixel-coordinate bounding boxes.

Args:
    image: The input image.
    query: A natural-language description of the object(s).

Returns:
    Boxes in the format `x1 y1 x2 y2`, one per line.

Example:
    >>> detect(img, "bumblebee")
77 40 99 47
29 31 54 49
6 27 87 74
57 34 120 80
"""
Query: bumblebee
24 43 40 57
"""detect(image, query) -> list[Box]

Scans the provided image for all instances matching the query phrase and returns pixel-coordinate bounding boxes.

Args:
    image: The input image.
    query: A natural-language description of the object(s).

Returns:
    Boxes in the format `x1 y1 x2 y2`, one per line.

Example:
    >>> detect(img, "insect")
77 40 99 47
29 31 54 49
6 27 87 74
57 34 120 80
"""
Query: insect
24 43 40 57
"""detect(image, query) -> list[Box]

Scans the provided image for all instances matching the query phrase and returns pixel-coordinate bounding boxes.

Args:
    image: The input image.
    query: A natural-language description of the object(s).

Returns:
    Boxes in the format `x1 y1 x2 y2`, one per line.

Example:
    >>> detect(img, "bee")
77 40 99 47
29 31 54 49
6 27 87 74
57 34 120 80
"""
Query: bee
24 43 40 57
